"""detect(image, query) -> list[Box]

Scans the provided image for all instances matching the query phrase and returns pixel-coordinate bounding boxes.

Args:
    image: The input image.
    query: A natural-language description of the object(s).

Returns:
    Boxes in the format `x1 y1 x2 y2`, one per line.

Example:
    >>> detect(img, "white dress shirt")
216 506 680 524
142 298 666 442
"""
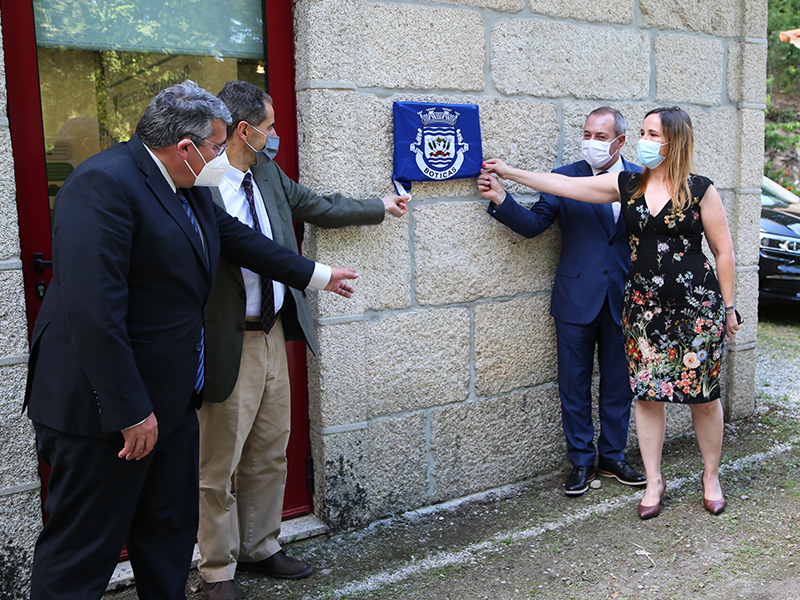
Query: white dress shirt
218 167 331 318
590 155 624 223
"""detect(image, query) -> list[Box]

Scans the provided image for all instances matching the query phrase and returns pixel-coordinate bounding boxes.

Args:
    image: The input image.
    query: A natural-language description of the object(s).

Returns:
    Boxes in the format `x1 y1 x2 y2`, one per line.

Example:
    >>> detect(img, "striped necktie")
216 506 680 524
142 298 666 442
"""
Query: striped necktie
241 173 276 333
177 189 204 393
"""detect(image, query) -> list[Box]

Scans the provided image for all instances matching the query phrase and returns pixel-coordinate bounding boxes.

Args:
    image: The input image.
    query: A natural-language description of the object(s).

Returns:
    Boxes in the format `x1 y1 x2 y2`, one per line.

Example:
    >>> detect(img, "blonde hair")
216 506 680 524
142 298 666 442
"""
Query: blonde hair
632 107 695 212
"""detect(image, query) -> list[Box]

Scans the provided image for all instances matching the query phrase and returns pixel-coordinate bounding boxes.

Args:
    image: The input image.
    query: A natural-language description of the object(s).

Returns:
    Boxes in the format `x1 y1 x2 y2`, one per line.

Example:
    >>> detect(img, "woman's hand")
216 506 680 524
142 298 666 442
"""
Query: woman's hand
725 310 741 341
482 159 512 179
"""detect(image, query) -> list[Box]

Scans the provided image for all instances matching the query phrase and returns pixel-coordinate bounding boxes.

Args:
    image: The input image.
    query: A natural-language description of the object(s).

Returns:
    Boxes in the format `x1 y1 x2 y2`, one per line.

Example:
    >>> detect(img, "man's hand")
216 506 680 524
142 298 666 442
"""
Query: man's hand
119 412 158 460
325 266 360 298
477 169 507 206
382 194 409 217
482 159 512 179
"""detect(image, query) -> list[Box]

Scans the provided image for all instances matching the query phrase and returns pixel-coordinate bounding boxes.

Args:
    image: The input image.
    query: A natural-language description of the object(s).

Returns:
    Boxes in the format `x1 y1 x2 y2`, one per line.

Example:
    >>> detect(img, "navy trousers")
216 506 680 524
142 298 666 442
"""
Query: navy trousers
554 296 632 467
31 406 199 600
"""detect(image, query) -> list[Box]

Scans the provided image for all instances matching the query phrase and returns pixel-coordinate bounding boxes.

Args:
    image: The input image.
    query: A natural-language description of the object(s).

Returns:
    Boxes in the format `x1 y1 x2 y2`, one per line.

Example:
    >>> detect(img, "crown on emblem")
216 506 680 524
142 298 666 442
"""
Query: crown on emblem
417 107 459 127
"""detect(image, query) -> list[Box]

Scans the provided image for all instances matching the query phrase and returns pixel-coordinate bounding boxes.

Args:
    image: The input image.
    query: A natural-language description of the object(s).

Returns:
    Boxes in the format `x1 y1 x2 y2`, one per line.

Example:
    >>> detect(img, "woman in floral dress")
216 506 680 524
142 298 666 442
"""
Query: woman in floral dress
480 107 739 519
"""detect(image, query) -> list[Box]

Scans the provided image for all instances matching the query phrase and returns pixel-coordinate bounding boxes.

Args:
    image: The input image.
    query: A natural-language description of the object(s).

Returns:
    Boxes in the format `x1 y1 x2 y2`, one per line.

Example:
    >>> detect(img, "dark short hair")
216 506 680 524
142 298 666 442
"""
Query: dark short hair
217 80 273 137
135 80 231 149
588 107 626 137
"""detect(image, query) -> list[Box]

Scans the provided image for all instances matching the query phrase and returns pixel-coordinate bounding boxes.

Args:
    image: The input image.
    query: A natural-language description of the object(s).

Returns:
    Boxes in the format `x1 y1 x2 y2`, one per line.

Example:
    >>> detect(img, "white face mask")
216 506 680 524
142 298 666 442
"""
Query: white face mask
245 124 280 166
185 140 230 187
581 135 621 170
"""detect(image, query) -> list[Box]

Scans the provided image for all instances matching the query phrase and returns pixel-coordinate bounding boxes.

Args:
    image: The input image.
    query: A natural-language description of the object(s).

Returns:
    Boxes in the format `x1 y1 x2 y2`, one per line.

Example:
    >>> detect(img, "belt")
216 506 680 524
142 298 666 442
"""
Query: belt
244 312 280 332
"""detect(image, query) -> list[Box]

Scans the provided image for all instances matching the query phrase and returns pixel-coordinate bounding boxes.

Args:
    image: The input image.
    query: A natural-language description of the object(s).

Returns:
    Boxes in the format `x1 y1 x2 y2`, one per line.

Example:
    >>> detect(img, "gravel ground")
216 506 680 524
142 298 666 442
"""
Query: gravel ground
106 300 800 600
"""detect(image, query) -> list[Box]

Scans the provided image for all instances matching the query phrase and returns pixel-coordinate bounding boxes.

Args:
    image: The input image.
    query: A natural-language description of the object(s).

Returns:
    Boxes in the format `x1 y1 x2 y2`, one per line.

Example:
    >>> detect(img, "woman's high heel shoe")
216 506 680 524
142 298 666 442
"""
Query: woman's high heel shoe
701 470 726 515
637 477 666 520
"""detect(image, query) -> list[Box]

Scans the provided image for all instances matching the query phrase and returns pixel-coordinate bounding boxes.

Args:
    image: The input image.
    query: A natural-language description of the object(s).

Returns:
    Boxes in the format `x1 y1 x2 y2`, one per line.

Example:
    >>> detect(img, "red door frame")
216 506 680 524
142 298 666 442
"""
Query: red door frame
264 1 315 519
0 0 313 521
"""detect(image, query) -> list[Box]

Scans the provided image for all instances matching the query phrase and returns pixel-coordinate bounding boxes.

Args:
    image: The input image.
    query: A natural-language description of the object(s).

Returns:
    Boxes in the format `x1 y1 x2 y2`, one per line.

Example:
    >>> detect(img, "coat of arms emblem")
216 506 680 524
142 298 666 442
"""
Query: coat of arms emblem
392 102 482 191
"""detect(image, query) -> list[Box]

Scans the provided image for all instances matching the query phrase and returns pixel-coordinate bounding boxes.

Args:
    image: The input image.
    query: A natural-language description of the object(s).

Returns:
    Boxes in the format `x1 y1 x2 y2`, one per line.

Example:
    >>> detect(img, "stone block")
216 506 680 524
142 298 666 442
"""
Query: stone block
561 101 653 168
730 192 761 267
528 0 635 24
731 269 759 348
295 90 394 199
474 296 557 396
656 35 724 107
367 413 428 518
307 321 368 429
428 0 523 9
366 308 470 417
310 429 371 530
743 0 768 39
303 216 411 319
0 128 21 261
688 107 739 192
296 92 557 202
0 270 28 358
294 0 485 91
0 489 41 599
414 202 560 305
431 386 564 501
728 42 768 106
0 364 38 492
720 347 757 420
491 19 649 100
641 0 741 37
478 98 559 192
738 108 765 190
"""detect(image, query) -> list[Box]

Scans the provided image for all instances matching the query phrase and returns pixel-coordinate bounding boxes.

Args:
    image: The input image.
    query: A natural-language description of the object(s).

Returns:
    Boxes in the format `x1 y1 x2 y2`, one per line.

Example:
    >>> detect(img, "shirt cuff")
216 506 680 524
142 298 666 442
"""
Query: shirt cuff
122 417 148 430
308 262 332 290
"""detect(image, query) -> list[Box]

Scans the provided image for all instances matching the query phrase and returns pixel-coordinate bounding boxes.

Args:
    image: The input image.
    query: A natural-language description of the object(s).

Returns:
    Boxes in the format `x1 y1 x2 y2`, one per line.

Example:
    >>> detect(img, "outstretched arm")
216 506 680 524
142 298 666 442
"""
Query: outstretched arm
483 159 621 204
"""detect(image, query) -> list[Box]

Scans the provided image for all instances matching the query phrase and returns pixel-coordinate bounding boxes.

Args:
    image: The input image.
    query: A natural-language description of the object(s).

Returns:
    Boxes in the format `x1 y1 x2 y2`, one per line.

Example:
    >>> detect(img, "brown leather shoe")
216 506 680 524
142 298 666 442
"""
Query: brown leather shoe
701 470 726 515
238 550 313 579
203 580 239 600
637 477 666 520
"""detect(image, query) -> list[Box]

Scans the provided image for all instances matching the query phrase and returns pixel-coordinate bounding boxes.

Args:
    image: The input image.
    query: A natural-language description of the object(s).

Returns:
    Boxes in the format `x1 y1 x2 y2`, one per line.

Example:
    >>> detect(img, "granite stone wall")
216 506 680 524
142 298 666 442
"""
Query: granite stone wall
295 0 767 529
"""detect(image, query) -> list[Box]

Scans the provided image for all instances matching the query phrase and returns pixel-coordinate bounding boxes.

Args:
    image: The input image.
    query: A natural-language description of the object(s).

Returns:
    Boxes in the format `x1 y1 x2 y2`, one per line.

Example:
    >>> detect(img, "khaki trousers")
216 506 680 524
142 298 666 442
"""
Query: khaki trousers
197 317 291 582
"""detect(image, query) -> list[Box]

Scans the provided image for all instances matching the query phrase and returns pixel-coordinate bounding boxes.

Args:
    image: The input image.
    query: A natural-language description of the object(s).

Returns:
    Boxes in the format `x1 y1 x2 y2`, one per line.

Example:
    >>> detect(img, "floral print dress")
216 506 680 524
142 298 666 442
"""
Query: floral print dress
618 172 725 404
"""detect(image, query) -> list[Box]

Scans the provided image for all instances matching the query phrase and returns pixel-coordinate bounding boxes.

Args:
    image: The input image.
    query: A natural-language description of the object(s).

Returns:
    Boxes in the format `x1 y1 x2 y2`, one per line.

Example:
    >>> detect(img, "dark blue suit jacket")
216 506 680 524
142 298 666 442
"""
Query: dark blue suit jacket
488 158 641 326
25 135 315 439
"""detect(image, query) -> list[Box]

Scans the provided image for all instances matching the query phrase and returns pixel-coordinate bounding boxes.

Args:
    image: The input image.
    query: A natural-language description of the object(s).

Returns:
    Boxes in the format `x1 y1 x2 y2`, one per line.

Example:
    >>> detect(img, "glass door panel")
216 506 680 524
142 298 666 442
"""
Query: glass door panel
34 0 268 218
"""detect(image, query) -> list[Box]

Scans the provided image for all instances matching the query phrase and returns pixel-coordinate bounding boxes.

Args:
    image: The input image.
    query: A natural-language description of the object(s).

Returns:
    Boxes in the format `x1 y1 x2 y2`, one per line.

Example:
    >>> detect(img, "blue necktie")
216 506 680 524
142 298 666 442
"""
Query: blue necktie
177 189 204 393
241 173 276 333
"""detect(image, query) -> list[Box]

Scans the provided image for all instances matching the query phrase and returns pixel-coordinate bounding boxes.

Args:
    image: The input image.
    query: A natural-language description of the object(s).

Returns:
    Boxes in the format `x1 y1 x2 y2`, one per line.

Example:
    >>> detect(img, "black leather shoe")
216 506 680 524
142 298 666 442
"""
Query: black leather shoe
238 550 313 579
203 580 239 600
565 465 596 496
598 460 646 486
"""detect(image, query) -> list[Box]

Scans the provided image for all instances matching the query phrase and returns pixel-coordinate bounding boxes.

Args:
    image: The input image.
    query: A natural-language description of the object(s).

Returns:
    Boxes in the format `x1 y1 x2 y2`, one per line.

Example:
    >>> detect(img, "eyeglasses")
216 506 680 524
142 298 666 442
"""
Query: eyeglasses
189 134 228 157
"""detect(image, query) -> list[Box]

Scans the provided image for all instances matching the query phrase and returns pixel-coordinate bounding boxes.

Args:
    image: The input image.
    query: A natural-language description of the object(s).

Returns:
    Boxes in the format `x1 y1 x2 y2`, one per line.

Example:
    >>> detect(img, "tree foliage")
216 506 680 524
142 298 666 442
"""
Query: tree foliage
767 0 800 94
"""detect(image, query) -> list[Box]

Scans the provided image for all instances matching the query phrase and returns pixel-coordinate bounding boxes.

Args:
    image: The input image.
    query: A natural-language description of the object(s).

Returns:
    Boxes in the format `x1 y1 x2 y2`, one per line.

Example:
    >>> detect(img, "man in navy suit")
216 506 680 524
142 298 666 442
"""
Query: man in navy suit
24 80 358 600
479 107 645 496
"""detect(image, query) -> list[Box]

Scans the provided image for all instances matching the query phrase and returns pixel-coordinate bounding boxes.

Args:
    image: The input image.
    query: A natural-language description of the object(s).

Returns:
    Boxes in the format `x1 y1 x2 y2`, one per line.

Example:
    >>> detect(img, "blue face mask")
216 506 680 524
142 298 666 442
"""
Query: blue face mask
637 139 668 169
245 124 280 165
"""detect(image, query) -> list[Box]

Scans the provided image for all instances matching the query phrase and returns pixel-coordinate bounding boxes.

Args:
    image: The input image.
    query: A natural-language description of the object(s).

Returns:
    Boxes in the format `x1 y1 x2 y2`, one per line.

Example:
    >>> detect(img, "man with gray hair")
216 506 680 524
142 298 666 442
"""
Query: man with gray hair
24 80 358 599
480 107 645 496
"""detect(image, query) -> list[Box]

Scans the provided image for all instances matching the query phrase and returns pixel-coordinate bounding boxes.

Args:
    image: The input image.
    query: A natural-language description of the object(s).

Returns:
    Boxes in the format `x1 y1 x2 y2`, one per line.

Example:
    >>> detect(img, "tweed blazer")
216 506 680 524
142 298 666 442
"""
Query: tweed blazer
203 160 385 403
